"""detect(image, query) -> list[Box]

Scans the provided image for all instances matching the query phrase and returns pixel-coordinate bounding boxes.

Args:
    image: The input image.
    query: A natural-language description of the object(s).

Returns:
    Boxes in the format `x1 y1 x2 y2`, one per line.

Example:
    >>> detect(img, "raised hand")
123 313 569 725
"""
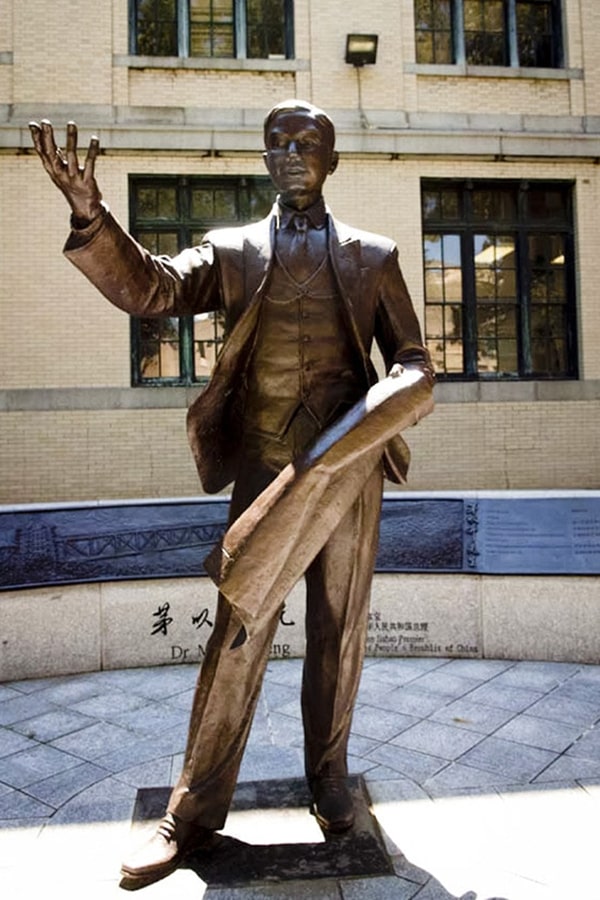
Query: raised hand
29 119 103 223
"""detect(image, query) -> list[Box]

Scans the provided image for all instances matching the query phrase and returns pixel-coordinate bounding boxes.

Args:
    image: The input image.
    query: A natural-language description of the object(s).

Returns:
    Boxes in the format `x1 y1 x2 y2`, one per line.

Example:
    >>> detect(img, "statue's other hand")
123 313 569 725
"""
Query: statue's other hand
29 119 103 224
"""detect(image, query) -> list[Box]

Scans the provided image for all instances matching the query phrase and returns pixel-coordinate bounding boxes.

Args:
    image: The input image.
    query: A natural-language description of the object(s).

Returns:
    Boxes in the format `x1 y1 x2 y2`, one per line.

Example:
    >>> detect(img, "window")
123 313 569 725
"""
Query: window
422 180 577 379
130 176 273 385
132 0 294 59
415 0 562 68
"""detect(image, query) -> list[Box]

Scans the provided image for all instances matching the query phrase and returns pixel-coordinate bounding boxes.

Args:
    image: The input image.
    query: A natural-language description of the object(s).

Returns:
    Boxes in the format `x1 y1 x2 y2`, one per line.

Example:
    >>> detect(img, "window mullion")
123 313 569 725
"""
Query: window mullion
507 0 519 67
454 0 466 65
178 0 189 56
236 0 246 59
516 226 532 375
462 230 478 377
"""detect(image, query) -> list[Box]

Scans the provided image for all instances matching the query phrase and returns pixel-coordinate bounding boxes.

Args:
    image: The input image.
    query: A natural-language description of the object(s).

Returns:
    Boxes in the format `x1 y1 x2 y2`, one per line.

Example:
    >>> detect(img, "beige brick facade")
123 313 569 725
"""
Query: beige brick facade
1 0 599 503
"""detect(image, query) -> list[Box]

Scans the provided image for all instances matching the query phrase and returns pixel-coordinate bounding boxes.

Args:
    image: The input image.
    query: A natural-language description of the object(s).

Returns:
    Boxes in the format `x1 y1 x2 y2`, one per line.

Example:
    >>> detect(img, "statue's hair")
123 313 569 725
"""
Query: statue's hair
263 99 335 149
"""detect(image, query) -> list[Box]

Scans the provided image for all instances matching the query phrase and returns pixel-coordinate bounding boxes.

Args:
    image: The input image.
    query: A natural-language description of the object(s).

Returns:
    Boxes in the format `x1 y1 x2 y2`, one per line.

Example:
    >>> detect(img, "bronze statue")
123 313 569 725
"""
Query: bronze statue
29 101 434 890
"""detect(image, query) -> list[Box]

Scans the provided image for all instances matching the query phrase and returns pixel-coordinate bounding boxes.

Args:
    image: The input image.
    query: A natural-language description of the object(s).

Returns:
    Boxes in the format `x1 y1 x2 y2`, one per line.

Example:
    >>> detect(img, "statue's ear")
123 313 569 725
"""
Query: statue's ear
329 151 339 175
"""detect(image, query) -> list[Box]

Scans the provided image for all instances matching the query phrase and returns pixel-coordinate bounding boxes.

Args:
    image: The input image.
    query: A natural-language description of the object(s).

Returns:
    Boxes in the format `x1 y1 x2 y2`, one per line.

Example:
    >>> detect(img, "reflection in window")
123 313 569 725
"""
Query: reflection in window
132 0 294 59
414 0 562 68
130 176 273 385
422 180 576 379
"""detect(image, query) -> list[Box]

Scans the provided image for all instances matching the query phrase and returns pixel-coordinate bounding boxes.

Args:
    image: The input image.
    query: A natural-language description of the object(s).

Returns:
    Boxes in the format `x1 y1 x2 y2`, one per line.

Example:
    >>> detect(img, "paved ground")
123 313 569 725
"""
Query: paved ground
1 655 600 899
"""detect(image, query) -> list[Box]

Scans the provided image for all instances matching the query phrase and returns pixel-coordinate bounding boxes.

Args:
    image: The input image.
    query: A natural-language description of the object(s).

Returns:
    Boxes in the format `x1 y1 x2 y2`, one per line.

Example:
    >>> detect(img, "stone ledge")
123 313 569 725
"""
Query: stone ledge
2 380 599 411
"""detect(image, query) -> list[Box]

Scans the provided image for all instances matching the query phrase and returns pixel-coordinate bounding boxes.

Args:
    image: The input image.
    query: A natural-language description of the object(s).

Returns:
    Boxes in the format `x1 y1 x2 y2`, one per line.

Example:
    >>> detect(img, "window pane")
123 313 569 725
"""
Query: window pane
136 186 178 221
526 187 568 224
517 1 556 67
422 179 575 379
190 0 234 57
136 0 177 56
464 0 507 65
247 0 287 58
194 312 223 378
136 230 179 255
139 317 180 379
471 188 516 222
415 0 453 64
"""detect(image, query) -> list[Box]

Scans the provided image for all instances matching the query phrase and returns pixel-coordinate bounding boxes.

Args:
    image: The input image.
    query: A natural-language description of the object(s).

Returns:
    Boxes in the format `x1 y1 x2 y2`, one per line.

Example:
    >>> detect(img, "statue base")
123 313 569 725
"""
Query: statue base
130 776 392 885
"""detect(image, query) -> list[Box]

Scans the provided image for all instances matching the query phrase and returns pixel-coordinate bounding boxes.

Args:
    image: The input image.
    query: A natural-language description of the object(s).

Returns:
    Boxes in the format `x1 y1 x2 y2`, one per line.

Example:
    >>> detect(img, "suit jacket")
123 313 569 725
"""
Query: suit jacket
65 202 431 493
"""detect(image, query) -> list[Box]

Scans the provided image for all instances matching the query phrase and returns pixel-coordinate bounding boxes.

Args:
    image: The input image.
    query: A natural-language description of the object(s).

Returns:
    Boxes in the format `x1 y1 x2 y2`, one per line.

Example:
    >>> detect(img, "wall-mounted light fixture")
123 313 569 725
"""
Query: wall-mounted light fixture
345 34 378 67
345 34 378 129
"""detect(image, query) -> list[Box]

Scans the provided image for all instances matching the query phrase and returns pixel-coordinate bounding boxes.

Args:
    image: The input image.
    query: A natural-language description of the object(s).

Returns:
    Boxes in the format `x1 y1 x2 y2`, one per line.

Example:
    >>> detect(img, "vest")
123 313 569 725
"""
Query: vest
243 241 364 463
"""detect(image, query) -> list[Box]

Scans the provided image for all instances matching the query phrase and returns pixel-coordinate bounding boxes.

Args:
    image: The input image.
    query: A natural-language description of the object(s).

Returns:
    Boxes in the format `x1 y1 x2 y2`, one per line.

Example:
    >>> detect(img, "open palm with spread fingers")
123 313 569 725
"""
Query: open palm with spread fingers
29 119 103 223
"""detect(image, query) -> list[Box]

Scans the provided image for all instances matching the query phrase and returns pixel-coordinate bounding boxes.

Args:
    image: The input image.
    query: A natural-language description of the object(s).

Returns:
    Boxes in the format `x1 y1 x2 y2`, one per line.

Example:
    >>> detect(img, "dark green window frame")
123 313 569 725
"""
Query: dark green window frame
129 174 273 386
422 179 577 380
130 0 295 60
415 0 563 68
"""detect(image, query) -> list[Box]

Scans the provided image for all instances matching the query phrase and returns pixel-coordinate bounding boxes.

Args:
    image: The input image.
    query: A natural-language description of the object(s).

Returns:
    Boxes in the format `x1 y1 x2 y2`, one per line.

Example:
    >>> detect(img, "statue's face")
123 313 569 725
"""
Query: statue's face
263 110 338 207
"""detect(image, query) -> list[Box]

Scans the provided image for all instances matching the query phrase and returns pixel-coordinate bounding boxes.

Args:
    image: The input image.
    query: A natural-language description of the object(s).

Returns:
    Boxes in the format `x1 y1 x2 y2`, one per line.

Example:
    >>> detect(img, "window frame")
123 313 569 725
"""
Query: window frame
421 178 578 381
130 0 295 60
129 174 274 387
415 0 563 69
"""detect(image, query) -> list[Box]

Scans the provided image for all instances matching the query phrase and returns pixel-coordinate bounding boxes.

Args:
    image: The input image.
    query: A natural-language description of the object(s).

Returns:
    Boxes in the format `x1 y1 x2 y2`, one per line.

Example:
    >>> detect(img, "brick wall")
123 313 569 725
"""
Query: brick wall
1 0 599 503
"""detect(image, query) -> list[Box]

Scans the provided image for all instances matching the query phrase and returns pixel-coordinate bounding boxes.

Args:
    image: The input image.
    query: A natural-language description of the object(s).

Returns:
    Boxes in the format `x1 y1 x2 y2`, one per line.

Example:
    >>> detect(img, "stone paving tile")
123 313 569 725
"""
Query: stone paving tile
50 721 145 762
1 743 83 788
390 720 484 760
93 728 186 773
439 658 516 681
532 753 600 783
458 736 557 782
264 658 304 687
258 680 300 712
428 698 516 735
491 660 580 691
524 692 600 728
0 684 23 703
237 744 305 783
492 713 583 753
359 658 433 688
407 671 482 699
461 682 543 713
265 711 305 748
340 874 423 898
422 762 516 793
551 678 600 711
563 723 600 760
0 726 38 758
0 692 59 726
368 685 453 718
351 705 418 742
24 760 111 806
107 701 189 737
10 708 97 742
366 743 447 782
34 678 106 706
0 787 55 819
112 757 174 790
366 775 431 804
347 731 382 758
69 690 150 719
204 881 343 899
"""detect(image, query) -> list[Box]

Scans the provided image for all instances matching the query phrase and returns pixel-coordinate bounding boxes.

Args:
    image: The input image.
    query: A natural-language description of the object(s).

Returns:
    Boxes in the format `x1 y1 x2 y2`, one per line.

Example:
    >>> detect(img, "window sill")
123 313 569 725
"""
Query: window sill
406 62 583 81
114 54 308 73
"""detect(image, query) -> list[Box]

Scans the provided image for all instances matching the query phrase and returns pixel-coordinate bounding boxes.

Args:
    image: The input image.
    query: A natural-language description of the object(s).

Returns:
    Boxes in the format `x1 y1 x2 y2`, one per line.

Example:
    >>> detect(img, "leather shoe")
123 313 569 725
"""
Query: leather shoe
119 813 211 890
310 775 355 833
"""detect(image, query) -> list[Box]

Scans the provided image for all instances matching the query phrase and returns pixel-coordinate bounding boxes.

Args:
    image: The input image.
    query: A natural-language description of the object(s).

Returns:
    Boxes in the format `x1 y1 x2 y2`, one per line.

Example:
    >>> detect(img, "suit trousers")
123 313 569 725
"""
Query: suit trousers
167 450 383 830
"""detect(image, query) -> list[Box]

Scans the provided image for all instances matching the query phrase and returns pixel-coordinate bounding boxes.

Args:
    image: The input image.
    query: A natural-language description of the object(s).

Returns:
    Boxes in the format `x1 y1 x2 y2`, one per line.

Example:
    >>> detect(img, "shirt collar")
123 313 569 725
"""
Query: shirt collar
277 196 327 231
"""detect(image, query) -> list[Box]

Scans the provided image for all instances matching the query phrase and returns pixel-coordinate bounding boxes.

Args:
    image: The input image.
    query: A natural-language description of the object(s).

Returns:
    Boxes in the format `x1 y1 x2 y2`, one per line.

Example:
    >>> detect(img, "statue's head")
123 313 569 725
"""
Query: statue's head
262 99 339 208
263 99 336 152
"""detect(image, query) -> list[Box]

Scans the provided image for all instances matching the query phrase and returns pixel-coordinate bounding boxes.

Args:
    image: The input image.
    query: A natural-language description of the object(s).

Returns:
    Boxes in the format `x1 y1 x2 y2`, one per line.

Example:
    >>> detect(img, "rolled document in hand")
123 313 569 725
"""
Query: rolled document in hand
204 367 434 633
